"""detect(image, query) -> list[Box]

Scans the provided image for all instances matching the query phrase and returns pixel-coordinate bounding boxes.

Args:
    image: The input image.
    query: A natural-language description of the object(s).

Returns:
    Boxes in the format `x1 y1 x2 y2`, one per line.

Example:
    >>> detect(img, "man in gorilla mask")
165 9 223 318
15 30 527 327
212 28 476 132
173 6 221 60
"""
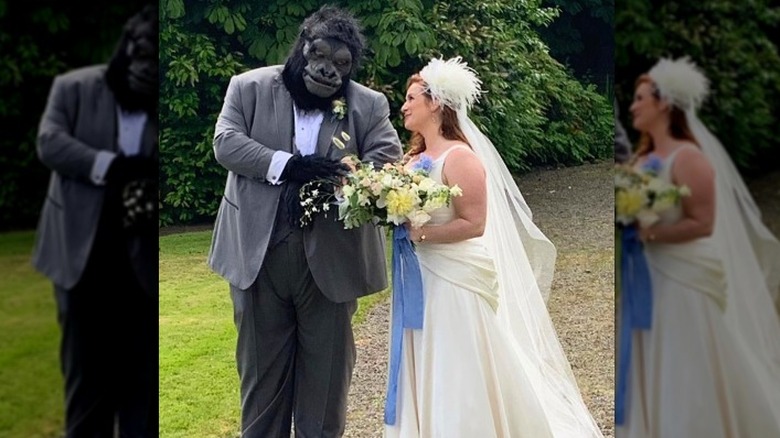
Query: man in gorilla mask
31 5 158 437
208 5 402 437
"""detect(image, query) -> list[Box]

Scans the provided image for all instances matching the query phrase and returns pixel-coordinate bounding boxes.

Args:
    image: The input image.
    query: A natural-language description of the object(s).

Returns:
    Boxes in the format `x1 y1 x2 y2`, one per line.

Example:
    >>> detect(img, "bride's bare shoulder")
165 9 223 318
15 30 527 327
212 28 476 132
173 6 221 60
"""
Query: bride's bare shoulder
443 144 484 179
673 143 714 182
675 141 710 166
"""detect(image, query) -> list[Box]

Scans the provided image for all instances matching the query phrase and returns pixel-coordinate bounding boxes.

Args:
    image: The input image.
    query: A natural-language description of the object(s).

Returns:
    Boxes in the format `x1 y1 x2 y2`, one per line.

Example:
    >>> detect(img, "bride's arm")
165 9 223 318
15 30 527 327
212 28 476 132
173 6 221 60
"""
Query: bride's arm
639 147 715 243
406 149 487 244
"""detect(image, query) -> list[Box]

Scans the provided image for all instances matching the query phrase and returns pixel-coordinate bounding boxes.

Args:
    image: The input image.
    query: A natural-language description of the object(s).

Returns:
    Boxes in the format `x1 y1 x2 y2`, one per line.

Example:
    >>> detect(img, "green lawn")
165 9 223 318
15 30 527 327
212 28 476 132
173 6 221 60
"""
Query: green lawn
0 231 64 438
159 230 390 438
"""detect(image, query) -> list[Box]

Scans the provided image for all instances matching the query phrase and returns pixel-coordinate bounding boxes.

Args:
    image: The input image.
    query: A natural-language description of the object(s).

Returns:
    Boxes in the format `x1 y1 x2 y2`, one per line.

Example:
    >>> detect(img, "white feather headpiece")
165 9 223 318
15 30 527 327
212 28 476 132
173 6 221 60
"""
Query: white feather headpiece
647 56 710 111
418 56 483 111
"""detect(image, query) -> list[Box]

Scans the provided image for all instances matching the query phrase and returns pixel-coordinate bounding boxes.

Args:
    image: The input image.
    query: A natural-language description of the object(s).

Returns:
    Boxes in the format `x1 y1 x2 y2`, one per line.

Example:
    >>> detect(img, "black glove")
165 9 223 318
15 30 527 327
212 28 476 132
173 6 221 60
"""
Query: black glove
105 154 156 185
280 153 349 184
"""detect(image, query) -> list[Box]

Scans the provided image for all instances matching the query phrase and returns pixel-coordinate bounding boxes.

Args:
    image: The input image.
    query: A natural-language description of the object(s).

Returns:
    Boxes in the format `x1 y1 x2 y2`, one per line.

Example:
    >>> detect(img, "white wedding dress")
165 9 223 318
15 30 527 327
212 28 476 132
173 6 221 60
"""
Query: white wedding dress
384 145 603 438
618 146 780 437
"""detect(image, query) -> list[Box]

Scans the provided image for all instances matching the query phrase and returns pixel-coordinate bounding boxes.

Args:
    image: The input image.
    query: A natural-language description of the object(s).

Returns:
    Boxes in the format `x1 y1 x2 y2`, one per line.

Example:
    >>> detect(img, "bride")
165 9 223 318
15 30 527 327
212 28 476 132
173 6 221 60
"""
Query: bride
617 57 780 437
382 57 604 437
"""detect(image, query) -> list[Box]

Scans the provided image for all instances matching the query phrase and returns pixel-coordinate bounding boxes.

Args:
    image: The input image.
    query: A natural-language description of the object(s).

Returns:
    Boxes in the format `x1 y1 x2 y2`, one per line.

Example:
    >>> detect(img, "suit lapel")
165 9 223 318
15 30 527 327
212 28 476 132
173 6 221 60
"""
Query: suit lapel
316 112 343 158
95 76 118 152
140 113 158 157
272 76 294 154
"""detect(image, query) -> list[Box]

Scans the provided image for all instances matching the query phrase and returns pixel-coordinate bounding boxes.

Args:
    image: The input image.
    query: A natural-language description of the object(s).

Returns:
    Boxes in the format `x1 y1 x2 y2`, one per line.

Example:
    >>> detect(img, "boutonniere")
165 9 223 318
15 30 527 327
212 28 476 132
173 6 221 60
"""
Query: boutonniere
332 131 351 150
331 97 347 121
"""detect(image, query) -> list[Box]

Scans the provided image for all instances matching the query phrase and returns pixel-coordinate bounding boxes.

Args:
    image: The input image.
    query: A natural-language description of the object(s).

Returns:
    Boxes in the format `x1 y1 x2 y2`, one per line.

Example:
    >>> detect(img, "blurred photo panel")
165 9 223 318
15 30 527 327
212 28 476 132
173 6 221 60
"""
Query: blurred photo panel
615 1 780 436
0 2 158 437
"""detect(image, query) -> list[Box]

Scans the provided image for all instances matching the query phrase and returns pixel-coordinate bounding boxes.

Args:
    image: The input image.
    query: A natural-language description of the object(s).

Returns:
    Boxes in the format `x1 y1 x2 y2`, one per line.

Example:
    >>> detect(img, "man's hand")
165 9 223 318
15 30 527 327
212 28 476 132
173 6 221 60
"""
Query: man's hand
106 154 155 185
281 154 349 184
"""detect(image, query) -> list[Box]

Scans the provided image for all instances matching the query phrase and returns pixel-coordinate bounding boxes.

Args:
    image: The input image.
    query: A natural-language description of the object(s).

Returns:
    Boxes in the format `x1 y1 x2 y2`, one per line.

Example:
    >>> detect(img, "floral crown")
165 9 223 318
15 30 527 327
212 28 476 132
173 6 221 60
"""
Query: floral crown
418 56 483 111
647 56 709 111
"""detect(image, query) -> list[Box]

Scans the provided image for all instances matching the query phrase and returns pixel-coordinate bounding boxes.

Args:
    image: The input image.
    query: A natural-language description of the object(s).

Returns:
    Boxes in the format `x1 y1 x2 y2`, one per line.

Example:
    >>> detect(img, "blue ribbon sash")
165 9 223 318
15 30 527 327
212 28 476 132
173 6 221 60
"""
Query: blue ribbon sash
616 226 653 425
384 225 425 425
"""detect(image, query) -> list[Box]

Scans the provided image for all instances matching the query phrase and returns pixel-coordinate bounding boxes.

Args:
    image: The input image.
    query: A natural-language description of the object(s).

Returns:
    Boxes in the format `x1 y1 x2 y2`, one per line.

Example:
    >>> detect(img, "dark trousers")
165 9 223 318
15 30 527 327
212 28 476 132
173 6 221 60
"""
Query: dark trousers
230 228 357 438
53 200 157 437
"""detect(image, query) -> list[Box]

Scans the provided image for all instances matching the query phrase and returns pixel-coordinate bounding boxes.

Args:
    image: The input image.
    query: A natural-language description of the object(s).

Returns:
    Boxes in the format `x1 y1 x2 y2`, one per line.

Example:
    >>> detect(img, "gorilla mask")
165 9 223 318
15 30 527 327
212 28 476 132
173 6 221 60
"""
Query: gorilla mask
106 5 158 113
282 6 365 111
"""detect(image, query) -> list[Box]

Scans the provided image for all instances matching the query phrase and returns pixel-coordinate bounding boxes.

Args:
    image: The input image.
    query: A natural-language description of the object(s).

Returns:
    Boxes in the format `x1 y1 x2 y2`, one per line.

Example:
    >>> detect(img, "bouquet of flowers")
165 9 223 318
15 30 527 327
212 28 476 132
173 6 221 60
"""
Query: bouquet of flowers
298 154 462 229
615 155 691 227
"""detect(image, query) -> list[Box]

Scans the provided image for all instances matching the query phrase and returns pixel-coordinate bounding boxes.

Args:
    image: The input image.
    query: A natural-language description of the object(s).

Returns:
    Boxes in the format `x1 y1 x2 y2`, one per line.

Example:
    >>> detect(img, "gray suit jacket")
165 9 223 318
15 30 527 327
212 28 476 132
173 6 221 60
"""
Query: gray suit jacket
31 65 158 294
208 66 403 302
614 98 632 164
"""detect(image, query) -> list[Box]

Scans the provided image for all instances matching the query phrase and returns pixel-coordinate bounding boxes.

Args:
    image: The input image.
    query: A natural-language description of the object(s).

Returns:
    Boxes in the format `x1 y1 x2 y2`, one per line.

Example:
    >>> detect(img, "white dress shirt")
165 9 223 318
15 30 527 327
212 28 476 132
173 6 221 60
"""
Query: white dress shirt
265 104 325 185
90 106 148 185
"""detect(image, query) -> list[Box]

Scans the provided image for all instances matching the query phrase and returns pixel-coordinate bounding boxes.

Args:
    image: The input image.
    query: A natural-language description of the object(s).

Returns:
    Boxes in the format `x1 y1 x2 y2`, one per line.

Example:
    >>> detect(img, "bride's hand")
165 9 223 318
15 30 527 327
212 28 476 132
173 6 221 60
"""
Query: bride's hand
638 226 657 243
404 222 424 242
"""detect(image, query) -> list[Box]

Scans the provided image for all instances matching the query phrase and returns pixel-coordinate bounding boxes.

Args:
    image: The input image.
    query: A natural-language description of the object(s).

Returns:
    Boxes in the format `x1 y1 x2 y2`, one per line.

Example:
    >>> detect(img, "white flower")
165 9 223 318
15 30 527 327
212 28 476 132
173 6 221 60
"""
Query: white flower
332 98 347 120
645 177 666 193
358 192 371 206
651 195 675 213
637 210 660 228
417 177 436 191
407 210 432 229
370 182 384 196
423 196 446 212
449 185 463 197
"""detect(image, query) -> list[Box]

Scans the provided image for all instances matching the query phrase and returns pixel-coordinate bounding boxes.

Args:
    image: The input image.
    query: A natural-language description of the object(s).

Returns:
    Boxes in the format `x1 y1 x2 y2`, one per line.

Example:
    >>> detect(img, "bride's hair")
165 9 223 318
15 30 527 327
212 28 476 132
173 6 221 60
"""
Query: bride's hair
632 74 699 161
406 74 470 157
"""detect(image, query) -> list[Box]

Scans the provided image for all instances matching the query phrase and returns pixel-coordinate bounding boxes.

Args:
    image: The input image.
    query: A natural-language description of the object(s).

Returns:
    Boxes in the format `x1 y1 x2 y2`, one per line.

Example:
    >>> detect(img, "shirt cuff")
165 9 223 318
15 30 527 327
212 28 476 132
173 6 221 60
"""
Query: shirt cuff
91 150 118 186
266 150 293 185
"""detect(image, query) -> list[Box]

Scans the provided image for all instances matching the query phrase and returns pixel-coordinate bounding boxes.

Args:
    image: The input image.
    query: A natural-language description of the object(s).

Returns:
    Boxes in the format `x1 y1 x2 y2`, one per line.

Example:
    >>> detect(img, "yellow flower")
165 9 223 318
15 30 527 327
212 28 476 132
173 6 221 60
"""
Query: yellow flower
386 189 416 217
616 189 644 217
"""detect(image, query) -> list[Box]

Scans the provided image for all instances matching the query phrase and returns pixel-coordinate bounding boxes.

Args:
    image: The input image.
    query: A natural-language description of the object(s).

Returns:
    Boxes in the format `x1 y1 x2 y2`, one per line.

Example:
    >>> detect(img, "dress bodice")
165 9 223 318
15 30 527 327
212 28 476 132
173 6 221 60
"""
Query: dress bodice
637 146 691 226
423 146 467 226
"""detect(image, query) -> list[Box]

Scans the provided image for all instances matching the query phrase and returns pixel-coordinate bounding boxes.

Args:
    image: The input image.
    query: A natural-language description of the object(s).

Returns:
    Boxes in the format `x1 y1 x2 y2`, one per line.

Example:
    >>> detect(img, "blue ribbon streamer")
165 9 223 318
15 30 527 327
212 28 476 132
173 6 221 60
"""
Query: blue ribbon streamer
616 226 653 425
384 225 425 425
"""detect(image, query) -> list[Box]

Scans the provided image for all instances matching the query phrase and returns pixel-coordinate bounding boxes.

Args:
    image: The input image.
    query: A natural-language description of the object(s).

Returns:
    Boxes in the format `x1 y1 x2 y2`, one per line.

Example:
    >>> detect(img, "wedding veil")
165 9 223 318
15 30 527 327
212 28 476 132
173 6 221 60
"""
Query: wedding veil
421 57 604 436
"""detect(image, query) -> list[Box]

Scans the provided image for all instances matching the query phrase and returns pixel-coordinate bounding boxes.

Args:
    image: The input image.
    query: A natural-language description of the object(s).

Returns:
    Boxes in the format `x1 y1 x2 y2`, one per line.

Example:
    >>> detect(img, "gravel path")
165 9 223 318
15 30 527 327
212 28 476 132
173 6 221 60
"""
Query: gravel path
344 160 616 437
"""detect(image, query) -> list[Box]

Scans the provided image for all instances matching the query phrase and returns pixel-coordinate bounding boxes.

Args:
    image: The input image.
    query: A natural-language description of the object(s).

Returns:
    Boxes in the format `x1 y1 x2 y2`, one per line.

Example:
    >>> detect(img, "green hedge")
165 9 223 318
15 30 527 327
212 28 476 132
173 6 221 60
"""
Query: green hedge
615 0 780 176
